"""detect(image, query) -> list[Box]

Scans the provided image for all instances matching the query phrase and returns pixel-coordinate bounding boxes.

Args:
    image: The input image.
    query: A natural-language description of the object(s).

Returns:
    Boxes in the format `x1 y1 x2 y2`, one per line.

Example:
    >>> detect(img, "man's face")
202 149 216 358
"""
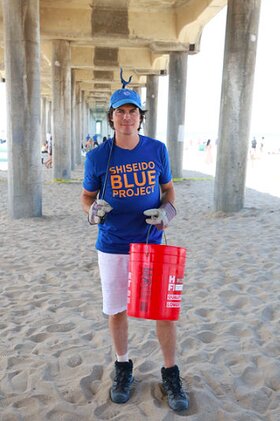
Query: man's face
111 104 141 136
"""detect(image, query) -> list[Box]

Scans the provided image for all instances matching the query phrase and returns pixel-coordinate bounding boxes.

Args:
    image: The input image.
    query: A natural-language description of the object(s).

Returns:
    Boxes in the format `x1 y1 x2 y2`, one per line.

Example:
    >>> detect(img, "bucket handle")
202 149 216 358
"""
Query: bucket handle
145 225 167 254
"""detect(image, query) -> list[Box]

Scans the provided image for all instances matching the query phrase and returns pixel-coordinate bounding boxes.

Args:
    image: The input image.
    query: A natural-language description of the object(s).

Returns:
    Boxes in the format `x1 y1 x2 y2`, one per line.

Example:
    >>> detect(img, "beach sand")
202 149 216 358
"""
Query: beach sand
0 164 280 420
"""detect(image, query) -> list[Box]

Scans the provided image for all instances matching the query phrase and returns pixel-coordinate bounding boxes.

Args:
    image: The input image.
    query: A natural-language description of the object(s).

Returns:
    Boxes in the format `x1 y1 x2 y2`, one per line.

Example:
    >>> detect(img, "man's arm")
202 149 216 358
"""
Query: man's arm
160 180 175 205
80 188 98 214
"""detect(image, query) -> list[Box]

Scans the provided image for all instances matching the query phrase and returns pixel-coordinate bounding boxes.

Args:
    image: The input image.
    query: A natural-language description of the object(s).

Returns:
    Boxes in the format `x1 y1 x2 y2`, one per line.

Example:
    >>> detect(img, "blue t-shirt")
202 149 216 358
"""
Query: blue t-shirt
83 135 172 254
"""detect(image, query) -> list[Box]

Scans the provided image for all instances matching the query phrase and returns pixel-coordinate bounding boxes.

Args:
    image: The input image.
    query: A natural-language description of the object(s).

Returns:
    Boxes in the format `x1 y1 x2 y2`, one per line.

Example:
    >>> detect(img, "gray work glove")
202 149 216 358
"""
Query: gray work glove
88 199 113 225
143 201 176 230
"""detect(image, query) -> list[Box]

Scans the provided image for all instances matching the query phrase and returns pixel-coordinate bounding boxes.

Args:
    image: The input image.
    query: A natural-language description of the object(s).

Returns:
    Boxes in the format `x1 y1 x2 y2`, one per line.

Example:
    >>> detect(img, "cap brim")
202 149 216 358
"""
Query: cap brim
111 98 143 110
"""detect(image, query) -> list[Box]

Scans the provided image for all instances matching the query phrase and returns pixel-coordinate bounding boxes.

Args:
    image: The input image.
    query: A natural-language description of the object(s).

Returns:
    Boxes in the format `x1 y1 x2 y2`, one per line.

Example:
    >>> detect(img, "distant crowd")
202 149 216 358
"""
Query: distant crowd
41 133 111 168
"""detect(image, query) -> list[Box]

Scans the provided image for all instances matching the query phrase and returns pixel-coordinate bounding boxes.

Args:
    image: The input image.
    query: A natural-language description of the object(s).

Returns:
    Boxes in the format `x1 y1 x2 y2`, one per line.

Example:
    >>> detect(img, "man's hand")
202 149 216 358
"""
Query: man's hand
143 202 176 230
88 199 113 225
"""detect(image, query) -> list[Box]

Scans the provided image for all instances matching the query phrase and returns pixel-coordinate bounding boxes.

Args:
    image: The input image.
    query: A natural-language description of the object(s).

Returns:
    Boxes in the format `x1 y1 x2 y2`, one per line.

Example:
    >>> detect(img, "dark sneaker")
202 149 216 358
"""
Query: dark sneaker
110 360 134 404
161 365 189 411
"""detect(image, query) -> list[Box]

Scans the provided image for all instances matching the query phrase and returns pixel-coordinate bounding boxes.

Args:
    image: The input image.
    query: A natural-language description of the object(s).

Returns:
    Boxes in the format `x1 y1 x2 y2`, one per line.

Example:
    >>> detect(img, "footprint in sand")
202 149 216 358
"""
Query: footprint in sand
240 365 263 388
137 360 157 373
46 322 75 333
67 354 82 368
193 307 209 319
80 365 104 399
196 330 216 344
261 305 274 321
28 332 49 343
94 403 122 419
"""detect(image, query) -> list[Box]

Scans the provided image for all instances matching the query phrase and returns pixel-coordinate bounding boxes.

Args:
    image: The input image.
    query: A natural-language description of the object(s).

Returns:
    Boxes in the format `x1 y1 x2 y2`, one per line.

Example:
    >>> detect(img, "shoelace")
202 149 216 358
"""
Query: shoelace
114 368 131 388
165 373 185 398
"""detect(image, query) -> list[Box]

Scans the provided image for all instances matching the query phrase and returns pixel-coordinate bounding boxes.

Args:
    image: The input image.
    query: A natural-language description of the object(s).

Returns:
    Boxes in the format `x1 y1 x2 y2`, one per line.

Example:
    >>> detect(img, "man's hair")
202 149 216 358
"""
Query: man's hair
107 107 147 131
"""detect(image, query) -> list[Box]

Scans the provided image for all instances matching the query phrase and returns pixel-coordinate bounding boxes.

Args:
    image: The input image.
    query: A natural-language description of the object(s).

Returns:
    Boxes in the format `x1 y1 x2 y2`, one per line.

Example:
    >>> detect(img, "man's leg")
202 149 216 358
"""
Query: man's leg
109 310 133 404
109 310 128 357
156 320 189 412
156 320 176 368
97 252 133 403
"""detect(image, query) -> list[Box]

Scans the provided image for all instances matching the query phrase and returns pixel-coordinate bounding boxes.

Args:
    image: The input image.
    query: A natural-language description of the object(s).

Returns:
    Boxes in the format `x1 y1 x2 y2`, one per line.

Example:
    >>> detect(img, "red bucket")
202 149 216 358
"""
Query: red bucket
127 243 186 321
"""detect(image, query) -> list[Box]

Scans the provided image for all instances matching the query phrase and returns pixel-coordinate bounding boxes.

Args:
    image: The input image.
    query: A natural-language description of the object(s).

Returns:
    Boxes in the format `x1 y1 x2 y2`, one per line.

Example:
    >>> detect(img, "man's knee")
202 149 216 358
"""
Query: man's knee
156 320 176 328
109 310 127 322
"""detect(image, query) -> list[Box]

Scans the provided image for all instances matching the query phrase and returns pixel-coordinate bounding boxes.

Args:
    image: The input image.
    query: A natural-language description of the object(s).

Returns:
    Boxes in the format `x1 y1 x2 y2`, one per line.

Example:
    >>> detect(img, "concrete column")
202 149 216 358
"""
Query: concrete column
3 0 42 218
71 69 76 170
166 52 188 178
87 106 91 134
41 96 47 145
85 103 89 137
52 40 71 179
75 84 82 165
102 114 108 138
214 0 261 212
81 90 86 142
88 109 94 135
145 75 159 139
47 100 52 136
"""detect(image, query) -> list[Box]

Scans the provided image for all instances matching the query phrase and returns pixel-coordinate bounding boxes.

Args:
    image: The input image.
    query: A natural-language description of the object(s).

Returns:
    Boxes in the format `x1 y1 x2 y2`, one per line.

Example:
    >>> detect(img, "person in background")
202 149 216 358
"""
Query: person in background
80 72 189 412
260 136 265 154
205 138 213 164
41 141 48 164
93 134 99 147
44 136 53 168
250 136 258 162
251 136 257 150
85 136 93 151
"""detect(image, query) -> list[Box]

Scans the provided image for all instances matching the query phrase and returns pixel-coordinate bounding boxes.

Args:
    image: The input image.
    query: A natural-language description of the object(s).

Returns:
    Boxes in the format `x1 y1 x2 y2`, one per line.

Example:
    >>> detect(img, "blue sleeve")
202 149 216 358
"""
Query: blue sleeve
159 143 172 185
82 152 101 192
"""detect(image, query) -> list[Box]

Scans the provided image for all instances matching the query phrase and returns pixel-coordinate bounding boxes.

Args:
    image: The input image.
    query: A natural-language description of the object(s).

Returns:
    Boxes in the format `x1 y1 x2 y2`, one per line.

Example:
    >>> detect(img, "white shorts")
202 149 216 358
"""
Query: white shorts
97 251 130 315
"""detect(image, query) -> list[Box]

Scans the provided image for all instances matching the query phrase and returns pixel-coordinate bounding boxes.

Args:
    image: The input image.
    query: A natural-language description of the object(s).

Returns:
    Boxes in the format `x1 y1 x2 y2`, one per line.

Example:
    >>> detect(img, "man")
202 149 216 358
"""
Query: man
81 85 189 412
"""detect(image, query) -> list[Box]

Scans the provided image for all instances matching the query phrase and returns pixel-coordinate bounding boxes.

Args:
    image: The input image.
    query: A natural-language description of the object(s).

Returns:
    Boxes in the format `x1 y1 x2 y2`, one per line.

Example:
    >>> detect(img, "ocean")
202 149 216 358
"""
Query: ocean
0 143 8 171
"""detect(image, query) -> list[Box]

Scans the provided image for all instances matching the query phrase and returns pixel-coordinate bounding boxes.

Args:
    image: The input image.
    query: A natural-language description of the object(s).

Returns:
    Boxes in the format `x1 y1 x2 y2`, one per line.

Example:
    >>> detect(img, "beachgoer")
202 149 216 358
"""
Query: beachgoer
44 136 52 168
250 136 257 161
85 136 93 152
251 136 257 150
41 141 48 164
93 134 99 147
205 138 213 164
81 76 189 412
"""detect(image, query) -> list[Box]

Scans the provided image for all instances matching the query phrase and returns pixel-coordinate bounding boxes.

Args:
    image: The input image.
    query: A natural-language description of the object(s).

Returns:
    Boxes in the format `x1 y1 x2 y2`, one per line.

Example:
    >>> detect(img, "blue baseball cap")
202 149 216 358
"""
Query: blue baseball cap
109 88 143 110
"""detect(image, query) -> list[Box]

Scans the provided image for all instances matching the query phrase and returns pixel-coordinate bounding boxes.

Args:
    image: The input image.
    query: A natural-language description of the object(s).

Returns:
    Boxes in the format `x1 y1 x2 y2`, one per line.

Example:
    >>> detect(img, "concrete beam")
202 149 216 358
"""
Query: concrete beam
0 1 226 112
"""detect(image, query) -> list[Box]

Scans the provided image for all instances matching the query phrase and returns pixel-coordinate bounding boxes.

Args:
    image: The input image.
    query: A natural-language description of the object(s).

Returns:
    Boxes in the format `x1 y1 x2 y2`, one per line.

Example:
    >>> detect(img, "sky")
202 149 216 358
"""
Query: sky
1 0 280 146
156 0 280 147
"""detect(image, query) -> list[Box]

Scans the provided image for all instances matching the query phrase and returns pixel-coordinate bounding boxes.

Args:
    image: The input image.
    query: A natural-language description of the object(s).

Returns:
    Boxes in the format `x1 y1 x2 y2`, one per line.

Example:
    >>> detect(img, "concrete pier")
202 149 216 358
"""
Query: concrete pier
3 0 42 218
166 52 188 178
47 101 52 135
52 40 71 179
214 0 261 212
71 69 76 170
75 83 82 166
41 97 47 145
145 75 159 139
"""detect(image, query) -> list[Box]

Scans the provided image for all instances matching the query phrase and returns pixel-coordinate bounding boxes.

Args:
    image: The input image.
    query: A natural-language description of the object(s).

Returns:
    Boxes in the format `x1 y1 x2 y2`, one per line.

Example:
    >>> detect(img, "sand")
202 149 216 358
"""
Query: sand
0 163 280 421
